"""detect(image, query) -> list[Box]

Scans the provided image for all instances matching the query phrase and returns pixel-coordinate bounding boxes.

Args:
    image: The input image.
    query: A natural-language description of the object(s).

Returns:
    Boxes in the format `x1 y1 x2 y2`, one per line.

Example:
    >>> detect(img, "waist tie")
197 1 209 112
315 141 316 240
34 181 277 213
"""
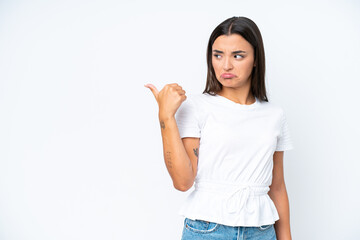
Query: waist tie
194 179 270 214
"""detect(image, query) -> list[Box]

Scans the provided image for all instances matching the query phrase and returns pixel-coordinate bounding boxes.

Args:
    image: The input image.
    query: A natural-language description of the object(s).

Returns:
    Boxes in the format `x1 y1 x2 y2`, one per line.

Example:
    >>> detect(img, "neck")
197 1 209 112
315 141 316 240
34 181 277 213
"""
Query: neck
217 89 255 105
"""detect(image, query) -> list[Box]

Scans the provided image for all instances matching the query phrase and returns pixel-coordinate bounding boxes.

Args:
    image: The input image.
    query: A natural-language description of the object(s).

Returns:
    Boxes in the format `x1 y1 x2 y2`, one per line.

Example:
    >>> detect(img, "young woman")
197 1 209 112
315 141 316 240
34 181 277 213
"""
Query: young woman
145 16 294 240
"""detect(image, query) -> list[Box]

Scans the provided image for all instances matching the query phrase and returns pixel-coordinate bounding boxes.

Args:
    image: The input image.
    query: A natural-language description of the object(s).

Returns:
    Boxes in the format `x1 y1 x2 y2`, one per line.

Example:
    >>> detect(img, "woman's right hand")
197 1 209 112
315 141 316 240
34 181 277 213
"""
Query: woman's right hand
144 83 187 119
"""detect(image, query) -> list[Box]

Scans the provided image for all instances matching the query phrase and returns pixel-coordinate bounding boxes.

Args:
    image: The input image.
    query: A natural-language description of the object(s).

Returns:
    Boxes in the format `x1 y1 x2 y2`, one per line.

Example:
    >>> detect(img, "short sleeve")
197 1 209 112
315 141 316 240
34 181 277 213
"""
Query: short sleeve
174 96 201 138
275 110 294 151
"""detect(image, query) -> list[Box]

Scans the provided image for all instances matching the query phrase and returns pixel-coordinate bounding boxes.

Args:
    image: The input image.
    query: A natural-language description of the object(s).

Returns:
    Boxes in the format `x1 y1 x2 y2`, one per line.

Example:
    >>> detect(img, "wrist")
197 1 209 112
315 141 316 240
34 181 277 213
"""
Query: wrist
158 113 175 121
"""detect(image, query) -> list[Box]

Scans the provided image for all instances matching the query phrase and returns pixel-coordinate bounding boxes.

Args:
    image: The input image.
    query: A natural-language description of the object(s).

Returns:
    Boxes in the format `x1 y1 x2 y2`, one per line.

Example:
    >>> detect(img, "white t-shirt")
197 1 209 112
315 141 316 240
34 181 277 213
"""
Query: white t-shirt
174 92 294 227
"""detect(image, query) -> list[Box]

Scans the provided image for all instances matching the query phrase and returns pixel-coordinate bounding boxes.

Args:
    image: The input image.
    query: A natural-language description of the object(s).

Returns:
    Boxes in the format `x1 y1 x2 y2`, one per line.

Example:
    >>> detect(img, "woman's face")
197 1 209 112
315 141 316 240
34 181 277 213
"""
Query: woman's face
211 34 255 89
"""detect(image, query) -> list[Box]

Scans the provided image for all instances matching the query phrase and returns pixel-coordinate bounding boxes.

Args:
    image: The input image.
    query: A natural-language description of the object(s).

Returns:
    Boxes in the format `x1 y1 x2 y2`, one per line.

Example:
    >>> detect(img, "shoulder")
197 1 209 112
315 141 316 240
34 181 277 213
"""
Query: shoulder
179 93 210 124
176 93 206 114
185 93 210 106
258 100 286 119
187 92 214 103
186 92 207 100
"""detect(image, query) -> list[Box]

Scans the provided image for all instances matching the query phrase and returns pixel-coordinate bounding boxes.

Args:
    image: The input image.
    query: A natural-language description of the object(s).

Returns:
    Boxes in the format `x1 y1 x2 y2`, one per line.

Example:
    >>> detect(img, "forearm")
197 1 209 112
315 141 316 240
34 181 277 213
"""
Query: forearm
268 185 292 240
159 114 194 191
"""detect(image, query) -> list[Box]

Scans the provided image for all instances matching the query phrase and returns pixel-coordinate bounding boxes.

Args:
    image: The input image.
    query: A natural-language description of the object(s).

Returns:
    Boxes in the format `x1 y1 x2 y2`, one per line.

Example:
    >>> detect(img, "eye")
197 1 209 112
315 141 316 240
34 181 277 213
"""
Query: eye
234 54 244 59
213 54 221 59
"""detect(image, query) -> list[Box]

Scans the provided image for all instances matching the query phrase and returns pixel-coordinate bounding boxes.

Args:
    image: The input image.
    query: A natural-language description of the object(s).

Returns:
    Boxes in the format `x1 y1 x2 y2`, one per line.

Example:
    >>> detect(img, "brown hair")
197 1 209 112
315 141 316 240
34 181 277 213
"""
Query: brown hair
202 16 268 102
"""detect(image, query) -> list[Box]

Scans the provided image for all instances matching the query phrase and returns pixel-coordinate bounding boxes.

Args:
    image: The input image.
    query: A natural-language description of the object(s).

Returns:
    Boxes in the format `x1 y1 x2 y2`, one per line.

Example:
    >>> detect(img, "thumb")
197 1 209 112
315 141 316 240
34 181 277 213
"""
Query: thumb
144 83 159 101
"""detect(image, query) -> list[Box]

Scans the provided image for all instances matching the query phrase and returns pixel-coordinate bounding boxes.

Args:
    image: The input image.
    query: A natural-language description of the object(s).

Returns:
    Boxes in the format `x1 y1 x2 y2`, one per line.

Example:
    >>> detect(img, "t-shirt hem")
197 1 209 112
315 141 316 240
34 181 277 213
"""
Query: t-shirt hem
178 212 279 227
178 128 201 138
275 145 294 151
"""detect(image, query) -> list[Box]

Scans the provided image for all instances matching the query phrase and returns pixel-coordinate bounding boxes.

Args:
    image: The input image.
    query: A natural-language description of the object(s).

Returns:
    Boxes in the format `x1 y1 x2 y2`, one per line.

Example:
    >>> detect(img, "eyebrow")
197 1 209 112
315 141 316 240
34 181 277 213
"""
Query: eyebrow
212 50 246 54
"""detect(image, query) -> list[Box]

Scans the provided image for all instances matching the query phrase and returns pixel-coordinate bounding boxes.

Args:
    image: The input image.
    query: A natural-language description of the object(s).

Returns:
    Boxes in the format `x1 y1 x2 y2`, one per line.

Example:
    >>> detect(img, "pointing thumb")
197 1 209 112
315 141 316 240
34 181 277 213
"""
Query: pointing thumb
144 83 159 101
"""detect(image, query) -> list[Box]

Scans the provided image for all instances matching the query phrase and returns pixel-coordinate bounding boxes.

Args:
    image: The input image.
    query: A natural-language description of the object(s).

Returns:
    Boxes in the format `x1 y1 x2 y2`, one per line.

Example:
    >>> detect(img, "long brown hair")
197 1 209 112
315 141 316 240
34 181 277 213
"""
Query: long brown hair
203 16 268 103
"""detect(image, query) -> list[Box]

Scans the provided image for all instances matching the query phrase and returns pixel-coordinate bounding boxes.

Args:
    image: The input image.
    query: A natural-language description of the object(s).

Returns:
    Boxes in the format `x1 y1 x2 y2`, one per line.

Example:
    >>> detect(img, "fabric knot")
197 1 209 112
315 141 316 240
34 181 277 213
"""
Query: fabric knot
225 185 255 214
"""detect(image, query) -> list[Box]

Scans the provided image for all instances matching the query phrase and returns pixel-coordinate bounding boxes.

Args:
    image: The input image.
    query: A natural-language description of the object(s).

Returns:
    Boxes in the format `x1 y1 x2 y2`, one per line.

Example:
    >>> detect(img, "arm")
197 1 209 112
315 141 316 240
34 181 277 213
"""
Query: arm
144 83 199 192
268 151 292 240
159 114 198 191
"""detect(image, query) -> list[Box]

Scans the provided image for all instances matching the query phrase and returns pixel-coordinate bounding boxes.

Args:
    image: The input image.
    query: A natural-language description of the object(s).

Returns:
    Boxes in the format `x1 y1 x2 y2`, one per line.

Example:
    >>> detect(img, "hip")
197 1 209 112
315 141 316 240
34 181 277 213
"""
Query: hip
181 217 276 240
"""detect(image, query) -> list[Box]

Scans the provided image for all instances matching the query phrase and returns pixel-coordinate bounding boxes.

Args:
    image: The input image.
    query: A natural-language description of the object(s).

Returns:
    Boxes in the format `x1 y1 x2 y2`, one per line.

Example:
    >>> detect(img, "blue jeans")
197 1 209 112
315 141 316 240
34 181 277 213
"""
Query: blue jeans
181 218 277 240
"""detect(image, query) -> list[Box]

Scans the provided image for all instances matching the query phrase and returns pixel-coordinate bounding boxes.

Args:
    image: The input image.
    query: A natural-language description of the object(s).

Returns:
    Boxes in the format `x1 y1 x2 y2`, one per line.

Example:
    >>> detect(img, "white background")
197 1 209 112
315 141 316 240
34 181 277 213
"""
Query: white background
0 0 359 239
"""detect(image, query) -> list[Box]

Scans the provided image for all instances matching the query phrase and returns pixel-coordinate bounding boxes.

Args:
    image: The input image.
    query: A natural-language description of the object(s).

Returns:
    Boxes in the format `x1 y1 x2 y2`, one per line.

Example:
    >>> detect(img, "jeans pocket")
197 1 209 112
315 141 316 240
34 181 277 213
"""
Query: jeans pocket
185 218 219 234
257 224 273 231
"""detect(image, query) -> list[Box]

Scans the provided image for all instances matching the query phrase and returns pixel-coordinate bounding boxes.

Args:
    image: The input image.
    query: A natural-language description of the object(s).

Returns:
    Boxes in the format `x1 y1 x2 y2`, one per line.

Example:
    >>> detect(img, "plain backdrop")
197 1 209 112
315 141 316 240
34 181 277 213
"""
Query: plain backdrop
0 0 359 239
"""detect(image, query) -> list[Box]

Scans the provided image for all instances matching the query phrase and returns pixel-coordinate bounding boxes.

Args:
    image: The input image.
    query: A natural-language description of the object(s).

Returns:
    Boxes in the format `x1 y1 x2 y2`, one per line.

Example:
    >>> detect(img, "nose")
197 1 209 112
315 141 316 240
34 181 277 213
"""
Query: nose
223 56 233 71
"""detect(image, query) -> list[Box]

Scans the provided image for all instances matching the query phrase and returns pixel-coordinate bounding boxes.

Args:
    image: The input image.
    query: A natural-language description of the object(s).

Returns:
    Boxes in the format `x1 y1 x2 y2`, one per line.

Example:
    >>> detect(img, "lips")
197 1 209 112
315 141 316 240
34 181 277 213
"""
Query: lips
221 73 236 78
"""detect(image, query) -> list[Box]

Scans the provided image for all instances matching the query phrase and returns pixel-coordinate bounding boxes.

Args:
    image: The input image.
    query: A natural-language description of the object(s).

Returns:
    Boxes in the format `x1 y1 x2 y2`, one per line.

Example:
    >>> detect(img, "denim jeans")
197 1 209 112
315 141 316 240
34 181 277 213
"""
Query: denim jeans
181 218 277 240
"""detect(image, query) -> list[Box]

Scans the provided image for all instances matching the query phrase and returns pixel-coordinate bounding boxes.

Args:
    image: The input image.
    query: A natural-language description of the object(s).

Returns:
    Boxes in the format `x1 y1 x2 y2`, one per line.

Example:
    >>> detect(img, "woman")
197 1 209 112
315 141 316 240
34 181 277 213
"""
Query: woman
145 16 294 240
